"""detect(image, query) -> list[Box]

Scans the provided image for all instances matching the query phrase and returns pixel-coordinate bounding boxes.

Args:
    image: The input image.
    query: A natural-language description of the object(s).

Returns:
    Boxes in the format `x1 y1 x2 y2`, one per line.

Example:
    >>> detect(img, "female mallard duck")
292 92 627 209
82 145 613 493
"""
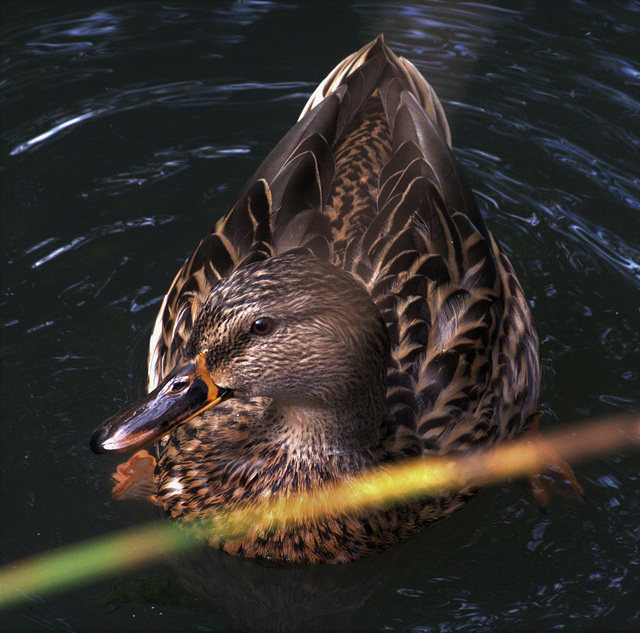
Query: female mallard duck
91 36 541 564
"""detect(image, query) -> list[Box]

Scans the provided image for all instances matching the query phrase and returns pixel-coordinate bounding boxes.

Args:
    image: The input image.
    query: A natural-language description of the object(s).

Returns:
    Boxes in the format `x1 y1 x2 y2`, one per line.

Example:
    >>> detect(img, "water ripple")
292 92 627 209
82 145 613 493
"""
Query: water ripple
31 216 176 269
10 110 105 155
7 80 312 156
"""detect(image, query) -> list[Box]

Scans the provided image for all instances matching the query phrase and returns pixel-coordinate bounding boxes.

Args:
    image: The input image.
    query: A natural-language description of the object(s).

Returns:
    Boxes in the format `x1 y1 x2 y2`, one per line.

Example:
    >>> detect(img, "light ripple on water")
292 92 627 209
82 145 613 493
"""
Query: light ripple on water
461 150 640 287
7 80 313 156
31 216 177 269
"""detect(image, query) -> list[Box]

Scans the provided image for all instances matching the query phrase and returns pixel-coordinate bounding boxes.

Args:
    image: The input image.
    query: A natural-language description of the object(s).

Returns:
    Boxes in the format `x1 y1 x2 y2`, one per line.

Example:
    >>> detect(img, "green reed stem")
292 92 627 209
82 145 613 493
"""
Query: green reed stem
1 411 637 612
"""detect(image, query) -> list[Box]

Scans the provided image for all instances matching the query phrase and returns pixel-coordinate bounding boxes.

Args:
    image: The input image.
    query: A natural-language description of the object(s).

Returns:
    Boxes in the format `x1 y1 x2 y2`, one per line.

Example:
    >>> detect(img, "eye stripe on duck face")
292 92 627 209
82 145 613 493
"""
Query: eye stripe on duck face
195 310 277 369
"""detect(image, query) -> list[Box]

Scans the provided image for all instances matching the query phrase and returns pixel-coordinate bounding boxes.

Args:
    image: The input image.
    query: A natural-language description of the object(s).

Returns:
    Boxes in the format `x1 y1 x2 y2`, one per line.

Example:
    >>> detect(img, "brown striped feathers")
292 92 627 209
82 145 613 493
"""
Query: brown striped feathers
131 36 539 563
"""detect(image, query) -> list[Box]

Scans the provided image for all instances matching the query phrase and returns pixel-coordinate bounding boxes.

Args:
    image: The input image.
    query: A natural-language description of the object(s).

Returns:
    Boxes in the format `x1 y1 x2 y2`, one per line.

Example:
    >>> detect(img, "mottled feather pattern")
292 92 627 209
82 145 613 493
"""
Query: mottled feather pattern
144 36 540 562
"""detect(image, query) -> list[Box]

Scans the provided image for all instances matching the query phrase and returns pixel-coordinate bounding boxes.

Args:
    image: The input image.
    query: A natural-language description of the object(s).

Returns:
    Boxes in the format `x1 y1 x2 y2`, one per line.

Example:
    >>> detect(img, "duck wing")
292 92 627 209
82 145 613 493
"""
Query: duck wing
314 37 540 455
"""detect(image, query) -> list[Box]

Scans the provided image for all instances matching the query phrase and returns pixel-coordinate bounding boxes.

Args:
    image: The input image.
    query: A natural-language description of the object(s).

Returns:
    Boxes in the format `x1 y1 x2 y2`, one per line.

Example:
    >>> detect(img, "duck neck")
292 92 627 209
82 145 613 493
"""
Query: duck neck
269 388 385 470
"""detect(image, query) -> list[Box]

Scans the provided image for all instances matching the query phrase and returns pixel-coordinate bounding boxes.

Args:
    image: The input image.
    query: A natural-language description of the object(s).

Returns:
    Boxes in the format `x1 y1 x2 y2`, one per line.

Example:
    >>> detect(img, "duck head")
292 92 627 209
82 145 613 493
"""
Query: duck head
91 253 390 454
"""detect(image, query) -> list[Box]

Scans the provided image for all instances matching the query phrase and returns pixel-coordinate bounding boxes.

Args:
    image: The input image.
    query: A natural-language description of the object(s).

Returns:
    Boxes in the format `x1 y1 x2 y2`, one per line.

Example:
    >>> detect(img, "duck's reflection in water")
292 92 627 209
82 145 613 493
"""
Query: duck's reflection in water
170 543 394 632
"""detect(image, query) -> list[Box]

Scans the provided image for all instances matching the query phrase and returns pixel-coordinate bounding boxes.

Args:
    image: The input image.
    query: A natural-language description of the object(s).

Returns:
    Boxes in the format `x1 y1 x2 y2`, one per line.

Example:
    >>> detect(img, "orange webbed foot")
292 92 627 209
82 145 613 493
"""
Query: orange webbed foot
112 449 160 504
524 414 585 510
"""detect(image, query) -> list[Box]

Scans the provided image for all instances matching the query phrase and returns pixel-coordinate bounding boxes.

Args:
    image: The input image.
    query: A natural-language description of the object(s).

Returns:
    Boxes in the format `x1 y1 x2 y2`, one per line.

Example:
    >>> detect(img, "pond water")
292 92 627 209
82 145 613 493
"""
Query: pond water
1 1 639 631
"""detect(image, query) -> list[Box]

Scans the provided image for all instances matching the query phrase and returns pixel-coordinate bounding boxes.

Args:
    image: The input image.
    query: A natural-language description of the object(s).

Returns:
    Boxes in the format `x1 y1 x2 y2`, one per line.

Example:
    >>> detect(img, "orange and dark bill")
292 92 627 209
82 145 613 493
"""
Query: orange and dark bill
90 355 230 454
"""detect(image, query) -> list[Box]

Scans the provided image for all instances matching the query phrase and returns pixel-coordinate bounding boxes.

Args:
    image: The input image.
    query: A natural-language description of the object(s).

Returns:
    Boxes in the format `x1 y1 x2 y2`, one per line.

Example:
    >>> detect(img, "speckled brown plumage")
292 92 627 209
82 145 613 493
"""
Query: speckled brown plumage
133 36 541 563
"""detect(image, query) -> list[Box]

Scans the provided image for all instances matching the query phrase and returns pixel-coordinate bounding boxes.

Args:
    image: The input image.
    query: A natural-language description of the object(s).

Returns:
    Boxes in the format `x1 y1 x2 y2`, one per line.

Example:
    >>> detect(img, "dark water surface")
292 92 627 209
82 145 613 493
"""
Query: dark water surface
2 1 639 631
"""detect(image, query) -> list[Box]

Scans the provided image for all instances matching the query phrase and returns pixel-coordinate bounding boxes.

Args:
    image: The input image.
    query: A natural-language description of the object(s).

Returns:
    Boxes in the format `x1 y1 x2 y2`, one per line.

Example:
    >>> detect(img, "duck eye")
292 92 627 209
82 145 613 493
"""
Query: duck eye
250 317 274 336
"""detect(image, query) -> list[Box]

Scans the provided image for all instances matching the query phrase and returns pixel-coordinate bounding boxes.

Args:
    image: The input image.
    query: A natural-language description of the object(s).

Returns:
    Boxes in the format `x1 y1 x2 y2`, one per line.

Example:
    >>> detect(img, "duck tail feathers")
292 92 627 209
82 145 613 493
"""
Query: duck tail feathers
299 34 452 148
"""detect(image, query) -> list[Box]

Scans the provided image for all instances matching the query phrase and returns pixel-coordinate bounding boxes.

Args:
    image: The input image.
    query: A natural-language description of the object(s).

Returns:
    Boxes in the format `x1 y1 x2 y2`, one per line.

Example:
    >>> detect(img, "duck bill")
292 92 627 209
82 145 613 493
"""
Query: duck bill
90 355 230 454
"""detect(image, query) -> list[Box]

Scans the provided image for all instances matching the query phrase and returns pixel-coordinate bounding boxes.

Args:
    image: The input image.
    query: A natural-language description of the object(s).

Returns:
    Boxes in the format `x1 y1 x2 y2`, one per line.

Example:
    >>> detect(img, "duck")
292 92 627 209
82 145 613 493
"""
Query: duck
91 35 541 564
